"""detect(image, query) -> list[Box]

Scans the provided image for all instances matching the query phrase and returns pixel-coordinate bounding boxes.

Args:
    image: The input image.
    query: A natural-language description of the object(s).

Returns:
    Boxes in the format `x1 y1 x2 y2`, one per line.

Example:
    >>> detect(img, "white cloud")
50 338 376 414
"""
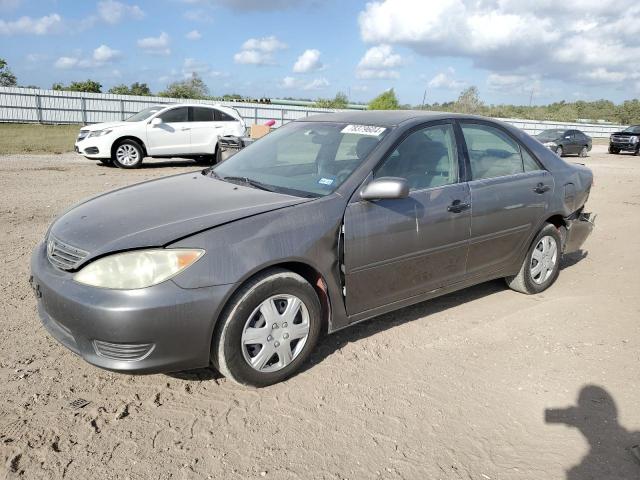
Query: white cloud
293 49 322 73
97 0 144 24
234 35 287 65
356 44 402 79
358 0 640 87
0 13 62 35
54 56 79 70
93 44 120 63
185 29 201 40
428 67 466 90
182 58 228 79
280 76 329 90
487 73 542 96
137 32 171 55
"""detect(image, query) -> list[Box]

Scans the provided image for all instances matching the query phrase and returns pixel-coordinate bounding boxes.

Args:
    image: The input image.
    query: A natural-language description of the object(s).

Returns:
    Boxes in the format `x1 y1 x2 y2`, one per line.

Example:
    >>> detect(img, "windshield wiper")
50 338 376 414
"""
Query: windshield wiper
221 176 277 192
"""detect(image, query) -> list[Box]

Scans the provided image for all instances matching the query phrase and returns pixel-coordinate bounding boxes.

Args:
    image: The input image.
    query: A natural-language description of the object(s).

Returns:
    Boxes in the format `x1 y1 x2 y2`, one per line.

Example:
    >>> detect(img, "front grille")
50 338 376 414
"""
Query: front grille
93 340 155 361
611 135 629 143
46 236 89 271
77 130 89 141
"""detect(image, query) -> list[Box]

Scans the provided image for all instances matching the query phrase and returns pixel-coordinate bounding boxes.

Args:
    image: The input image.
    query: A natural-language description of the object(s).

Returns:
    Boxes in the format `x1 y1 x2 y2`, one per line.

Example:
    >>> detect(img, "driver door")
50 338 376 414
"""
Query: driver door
343 122 471 315
146 107 191 156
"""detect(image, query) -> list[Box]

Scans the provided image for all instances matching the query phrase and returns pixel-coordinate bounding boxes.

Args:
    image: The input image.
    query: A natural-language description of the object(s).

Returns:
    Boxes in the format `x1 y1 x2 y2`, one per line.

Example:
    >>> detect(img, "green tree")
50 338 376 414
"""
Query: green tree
52 79 102 93
108 82 152 96
159 73 209 99
455 86 484 114
0 58 17 87
368 89 400 110
314 92 349 109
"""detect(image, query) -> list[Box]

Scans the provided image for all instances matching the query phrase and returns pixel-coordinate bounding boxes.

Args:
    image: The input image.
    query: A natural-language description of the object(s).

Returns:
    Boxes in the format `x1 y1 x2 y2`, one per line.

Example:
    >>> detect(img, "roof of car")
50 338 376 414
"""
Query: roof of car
300 110 476 127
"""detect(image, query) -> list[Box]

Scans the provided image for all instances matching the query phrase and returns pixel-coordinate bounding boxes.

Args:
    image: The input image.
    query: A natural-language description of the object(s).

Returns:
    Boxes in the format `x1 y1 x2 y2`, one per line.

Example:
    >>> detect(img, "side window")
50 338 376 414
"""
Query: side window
522 148 542 172
375 123 458 190
159 107 188 123
192 107 215 122
461 123 524 180
214 109 236 121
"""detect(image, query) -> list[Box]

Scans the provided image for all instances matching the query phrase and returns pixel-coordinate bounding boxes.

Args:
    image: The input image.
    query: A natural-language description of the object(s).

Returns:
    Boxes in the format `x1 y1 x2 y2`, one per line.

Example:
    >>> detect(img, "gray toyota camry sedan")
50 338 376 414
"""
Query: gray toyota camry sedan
30 111 595 387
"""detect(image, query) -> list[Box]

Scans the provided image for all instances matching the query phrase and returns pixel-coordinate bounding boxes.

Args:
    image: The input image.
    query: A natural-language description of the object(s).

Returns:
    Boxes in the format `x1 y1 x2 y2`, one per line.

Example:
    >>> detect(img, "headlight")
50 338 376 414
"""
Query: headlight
74 249 204 289
543 142 557 147
630 136 639 144
88 129 113 138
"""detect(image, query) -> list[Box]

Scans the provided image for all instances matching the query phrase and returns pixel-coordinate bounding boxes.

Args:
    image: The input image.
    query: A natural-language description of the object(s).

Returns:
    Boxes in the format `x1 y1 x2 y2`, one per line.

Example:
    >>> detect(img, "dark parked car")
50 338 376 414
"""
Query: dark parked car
30 112 595 387
609 125 640 155
535 129 592 157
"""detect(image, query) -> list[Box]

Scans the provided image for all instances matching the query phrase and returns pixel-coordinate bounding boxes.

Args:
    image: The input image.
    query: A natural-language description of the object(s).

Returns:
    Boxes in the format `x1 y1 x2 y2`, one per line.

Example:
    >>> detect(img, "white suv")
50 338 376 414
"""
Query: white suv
74 103 246 168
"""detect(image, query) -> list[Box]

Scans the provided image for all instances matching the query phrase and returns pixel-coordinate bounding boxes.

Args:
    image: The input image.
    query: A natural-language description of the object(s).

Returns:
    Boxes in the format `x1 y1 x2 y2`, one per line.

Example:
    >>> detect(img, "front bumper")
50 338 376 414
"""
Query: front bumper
30 242 232 374
564 212 596 254
609 141 638 152
75 135 113 159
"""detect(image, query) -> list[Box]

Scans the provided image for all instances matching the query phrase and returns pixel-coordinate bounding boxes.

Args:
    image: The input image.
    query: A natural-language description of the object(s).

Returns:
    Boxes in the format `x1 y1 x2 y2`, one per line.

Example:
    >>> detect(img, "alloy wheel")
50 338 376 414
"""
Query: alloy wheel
115 144 140 166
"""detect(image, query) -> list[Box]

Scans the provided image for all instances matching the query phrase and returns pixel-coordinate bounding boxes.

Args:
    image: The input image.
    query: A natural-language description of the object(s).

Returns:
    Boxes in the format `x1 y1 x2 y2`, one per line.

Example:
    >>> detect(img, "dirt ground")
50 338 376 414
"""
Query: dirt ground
0 148 639 480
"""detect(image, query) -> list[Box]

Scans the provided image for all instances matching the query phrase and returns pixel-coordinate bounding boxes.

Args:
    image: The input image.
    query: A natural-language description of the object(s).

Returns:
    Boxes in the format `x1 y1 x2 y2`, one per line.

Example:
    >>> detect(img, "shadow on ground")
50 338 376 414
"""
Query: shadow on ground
546 385 640 479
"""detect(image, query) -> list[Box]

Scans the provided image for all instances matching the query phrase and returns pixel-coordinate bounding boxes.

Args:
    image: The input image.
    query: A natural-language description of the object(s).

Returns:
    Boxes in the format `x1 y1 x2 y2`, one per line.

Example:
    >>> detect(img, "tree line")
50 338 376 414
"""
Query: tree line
1 58 639 124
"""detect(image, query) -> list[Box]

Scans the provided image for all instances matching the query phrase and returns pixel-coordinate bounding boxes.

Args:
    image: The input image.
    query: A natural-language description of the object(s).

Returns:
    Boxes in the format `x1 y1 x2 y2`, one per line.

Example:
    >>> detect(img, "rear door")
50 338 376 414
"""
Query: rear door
146 107 191 156
460 121 553 277
343 122 471 315
189 106 218 154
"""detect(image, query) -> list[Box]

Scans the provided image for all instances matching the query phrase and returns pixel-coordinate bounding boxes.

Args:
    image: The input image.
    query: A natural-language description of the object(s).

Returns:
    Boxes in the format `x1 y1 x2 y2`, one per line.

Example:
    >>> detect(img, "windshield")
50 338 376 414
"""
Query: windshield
212 122 389 197
537 129 565 139
622 126 640 134
125 105 165 122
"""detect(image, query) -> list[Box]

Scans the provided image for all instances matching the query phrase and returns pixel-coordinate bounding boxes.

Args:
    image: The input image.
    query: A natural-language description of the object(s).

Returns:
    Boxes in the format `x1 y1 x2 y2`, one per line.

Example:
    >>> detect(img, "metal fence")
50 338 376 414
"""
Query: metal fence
0 86 628 137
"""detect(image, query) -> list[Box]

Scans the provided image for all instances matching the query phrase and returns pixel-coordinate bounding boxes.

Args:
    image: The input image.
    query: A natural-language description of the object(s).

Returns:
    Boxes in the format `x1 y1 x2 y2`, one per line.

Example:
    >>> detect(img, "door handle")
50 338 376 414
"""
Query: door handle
447 200 471 213
181 127 191 131
533 183 550 194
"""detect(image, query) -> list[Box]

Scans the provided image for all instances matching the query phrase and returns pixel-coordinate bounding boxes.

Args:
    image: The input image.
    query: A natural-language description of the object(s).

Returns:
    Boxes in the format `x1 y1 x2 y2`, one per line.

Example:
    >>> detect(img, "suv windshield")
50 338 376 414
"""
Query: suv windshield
622 126 640 134
212 122 389 197
126 106 165 122
537 129 565 140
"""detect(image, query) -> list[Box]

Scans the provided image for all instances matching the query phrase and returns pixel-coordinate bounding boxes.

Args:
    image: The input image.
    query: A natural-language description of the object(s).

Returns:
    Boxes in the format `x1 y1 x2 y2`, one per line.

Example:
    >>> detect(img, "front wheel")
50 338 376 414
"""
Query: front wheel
112 140 144 169
212 269 322 387
609 146 619 154
505 223 561 294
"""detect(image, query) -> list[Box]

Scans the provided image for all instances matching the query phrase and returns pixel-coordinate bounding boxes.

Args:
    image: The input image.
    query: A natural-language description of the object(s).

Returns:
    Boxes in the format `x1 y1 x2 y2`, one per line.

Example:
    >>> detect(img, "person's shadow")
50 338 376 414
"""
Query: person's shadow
546 385 640 479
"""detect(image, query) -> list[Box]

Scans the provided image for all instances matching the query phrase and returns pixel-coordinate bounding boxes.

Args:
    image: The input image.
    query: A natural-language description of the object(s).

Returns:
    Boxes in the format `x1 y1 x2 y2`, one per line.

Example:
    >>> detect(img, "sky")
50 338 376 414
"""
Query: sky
1 0 639 106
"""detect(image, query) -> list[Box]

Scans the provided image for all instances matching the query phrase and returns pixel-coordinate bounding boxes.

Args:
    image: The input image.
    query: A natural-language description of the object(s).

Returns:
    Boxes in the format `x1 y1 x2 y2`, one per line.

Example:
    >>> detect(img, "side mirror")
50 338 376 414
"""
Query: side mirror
360 177 409 201
150 117 163 126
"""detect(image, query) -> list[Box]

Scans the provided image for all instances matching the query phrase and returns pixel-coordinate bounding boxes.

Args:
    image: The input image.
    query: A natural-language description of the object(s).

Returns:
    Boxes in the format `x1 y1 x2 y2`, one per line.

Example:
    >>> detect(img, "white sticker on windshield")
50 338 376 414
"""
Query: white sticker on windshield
341 124 386 136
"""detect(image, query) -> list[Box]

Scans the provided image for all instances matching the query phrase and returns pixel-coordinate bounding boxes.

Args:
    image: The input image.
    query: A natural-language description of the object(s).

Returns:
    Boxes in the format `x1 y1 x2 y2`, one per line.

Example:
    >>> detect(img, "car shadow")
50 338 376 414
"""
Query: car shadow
560 249 588 270
96 158 205 169
545 385 640 478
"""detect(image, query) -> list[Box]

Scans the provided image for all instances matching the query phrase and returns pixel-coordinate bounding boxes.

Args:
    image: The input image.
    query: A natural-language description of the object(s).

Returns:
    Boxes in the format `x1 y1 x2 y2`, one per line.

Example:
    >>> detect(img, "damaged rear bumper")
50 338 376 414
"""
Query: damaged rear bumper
564 211 596 254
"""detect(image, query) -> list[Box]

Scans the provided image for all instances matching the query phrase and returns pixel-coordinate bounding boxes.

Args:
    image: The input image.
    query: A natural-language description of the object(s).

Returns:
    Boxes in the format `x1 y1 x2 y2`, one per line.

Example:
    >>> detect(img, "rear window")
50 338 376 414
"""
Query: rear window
192 107 215 122
215 109 237 122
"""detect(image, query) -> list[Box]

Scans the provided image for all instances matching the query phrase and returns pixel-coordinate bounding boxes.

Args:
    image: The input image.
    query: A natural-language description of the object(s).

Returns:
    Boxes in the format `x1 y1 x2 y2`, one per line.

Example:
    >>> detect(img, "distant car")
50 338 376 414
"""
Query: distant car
609 125 640 155
535 129 592 157
74 104 246 168
32 111 595 387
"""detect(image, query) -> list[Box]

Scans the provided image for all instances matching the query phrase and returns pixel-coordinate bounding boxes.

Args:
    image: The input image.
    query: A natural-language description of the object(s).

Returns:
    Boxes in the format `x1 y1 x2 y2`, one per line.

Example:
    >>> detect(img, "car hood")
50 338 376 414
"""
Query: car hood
612 131 638 136
82 121 129 132
49 172 312 266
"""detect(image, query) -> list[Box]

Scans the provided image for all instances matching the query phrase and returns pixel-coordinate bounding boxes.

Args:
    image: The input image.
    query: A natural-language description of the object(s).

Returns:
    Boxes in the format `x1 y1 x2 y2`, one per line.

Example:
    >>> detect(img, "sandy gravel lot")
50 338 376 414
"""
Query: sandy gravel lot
0 149 639 480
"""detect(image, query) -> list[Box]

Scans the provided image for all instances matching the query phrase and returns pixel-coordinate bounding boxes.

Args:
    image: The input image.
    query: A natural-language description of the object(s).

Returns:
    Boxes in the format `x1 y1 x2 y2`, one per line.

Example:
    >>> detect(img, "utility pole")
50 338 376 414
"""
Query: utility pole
421 89 427 110
529 88 534 107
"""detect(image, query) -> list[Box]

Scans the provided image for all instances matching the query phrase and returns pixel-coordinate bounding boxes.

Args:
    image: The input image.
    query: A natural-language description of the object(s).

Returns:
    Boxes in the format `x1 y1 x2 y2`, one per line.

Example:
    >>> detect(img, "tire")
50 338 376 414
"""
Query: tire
555 145 563 157
212 269 322 387
609 146 619 154
579 146 588 158
112 140 144 169
635 147 640 157
505 223 562 294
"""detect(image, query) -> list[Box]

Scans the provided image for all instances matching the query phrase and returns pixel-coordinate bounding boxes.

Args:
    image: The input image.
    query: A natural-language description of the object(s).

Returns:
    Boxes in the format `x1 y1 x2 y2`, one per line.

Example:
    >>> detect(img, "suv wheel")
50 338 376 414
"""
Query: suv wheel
505 223 562 294
609 146 619 154
112 140 144 169
212 269 322 387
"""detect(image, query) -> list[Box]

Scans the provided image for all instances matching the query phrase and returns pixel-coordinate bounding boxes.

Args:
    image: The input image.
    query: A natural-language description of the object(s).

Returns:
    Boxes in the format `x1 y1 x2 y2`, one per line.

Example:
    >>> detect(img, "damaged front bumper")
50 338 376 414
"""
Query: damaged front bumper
564 211 596 254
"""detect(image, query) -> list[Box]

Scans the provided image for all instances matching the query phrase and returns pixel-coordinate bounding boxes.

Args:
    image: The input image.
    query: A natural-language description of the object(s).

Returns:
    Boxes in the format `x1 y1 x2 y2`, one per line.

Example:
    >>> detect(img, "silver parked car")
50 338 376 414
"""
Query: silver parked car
30 111 595 387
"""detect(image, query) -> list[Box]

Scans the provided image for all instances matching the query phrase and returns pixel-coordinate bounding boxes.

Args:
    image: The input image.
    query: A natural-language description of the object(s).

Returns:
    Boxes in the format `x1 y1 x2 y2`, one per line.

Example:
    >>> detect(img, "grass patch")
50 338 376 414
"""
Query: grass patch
0 123 79 155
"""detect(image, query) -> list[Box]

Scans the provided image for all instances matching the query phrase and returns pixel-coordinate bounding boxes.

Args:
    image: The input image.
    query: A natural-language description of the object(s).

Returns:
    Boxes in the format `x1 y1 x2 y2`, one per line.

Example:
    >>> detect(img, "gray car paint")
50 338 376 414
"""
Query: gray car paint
31 111 594 374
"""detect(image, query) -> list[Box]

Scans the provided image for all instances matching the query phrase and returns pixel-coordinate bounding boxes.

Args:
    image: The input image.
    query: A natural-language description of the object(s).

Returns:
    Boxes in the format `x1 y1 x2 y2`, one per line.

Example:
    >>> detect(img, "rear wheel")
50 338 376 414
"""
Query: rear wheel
505 223 561 294
579 146 588 158
555 145 563 157
212 269 321 387
112 140 144 169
